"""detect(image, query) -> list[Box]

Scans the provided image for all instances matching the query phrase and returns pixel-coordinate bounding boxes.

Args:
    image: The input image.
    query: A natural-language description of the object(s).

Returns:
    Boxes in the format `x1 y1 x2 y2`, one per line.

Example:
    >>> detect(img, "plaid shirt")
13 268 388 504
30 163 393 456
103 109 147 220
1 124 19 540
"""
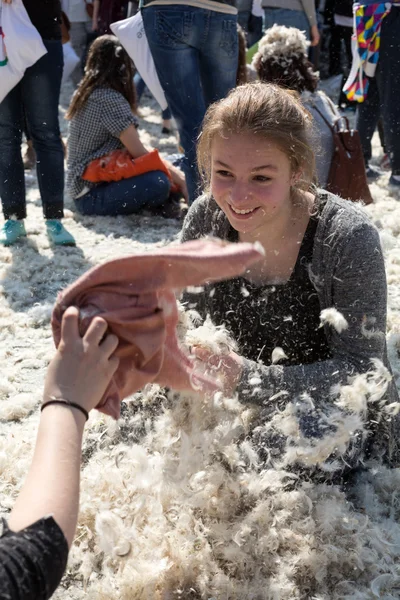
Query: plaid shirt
67 87 138 198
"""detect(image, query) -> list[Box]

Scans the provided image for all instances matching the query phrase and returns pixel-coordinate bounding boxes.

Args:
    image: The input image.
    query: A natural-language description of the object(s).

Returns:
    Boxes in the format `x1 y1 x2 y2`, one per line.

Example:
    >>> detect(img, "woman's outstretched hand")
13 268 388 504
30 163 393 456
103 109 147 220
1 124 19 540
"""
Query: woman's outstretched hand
43 307 120 414
192 346 243 396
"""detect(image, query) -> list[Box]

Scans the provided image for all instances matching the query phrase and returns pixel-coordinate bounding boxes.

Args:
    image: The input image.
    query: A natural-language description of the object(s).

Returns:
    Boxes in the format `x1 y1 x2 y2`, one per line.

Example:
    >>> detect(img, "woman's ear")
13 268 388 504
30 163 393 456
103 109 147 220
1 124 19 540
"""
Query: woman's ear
290 170 302 187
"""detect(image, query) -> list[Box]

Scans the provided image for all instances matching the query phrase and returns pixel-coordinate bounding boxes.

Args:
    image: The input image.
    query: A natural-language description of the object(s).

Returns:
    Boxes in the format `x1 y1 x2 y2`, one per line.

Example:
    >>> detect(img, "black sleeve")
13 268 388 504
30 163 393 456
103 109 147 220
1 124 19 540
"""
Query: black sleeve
0 517 69 600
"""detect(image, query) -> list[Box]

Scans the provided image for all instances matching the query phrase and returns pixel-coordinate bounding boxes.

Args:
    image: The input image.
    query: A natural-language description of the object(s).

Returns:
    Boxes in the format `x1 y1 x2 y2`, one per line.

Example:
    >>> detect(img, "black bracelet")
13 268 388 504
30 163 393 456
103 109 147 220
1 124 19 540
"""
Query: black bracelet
41 399 89 422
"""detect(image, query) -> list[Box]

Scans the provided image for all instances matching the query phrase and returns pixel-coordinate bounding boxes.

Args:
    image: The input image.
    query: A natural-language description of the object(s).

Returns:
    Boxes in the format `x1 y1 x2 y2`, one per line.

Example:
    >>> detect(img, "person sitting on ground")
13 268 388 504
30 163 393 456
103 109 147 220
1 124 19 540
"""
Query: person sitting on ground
252 24 341 188
0 307 119 599
66 35 187 216
180 82 400 479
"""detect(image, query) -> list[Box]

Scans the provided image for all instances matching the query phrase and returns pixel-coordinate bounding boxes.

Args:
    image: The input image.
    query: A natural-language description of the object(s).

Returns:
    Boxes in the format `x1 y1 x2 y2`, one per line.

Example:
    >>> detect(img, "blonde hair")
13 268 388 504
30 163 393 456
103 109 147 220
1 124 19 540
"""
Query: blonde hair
197 82 316 191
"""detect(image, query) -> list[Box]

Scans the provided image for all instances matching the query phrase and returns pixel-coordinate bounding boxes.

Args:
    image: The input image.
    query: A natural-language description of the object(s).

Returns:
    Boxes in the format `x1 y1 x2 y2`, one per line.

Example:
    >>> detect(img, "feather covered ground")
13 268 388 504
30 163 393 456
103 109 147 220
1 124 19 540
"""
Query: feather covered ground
1 80 400 599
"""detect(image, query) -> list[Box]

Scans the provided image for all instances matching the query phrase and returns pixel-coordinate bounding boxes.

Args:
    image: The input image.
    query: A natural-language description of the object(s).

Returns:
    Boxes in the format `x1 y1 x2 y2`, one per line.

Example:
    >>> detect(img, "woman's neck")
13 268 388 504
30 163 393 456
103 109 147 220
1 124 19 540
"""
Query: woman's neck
238 190 315 285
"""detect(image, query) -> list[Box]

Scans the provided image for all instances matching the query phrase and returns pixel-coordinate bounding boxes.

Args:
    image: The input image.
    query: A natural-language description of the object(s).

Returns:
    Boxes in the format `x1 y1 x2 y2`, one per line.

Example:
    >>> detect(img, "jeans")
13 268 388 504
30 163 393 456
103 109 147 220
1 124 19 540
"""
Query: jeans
264 8 310 40
74 171 171 216
356 9 400 175
134 73 172 121
238 10 263 48
142 6 238 203
0 40 64 221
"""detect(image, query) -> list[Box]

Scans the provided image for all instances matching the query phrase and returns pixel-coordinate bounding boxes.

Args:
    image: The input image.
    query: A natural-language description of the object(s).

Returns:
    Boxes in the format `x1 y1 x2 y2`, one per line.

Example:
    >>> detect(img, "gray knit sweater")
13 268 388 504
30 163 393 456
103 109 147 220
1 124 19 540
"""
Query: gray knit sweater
180 192 400 471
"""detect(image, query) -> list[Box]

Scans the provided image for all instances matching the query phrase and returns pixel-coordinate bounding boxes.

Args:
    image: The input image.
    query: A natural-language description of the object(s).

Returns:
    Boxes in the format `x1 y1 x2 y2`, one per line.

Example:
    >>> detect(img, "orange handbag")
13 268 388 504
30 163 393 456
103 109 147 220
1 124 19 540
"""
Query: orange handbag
83 148 172 184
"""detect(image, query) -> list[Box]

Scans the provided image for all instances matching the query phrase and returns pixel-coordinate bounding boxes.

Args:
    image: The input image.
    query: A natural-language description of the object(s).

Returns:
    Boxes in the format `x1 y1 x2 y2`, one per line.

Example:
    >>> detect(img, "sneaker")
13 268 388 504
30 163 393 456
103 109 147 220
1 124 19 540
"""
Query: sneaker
46 220 76 246
365 165 382 181
389 175 400 188
0 220 27 246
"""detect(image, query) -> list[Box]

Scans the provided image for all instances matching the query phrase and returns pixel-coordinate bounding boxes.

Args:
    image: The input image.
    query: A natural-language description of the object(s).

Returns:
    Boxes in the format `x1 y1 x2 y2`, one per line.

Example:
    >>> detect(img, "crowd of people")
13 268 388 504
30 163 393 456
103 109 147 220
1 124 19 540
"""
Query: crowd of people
1 0 400 598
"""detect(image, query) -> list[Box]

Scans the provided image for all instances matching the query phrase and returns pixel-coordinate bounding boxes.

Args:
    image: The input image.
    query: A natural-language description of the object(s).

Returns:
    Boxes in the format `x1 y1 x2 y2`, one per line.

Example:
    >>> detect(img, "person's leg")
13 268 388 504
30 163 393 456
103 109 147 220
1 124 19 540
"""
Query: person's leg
237 9 250 34
0 82 26 220
161 107 172 120
264 8 310 40
22 40 65 220
69 21 88 86
375 9 400 179
142 5 206 203
199 11 238 108
247 15 263 49
328 24 342 76
134 73 147 103
356 76 381 167
74 171 170 216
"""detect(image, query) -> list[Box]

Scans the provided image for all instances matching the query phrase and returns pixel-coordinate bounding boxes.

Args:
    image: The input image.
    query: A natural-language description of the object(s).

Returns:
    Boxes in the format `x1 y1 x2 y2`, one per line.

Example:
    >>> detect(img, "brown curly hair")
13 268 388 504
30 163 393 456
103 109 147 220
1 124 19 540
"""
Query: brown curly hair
254 52 319 93
66 35 136 120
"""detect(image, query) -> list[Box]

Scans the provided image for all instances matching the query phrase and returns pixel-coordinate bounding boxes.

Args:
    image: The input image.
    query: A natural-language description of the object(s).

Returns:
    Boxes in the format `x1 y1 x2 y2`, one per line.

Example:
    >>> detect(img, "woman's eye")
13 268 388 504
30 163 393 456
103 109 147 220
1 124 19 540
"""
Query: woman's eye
216 170 232 177
253 175 271 182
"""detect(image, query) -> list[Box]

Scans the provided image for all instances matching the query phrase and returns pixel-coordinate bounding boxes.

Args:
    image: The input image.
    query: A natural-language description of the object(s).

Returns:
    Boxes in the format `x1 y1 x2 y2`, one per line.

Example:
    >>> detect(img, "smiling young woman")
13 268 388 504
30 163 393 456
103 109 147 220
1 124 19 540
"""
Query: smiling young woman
180 82 400 480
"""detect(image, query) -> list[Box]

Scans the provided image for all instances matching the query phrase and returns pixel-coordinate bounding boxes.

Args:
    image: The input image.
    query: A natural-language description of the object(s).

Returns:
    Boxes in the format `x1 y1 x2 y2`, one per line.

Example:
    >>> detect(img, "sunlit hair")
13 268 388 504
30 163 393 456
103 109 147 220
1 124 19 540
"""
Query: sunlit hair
253 25 319 93
66 35 136 120
197 82 316 191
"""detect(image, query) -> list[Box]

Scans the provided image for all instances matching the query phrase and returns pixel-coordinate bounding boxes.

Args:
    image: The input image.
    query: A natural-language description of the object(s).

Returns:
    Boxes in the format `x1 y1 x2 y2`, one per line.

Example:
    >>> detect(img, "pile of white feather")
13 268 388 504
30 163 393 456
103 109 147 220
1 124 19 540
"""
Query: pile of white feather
49 311 400 600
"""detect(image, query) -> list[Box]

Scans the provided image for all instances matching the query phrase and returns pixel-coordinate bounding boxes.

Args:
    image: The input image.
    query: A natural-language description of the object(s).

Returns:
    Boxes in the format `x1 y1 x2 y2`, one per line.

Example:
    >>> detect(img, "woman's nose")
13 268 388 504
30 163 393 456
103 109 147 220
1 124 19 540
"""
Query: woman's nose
229 182 252 206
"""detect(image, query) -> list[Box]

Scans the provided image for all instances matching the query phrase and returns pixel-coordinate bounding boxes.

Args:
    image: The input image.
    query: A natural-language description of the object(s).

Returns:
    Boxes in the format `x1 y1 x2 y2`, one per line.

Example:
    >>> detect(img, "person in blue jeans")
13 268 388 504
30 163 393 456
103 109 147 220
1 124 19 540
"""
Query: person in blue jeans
67 35 187 216
141 2 239 204
0 0 75 246
134 73 173 134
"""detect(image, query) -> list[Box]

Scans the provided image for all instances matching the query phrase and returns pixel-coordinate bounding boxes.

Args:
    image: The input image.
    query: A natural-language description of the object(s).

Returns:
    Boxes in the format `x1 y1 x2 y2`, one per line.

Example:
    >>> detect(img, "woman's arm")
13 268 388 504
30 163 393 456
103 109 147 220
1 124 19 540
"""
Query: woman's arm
92 0 100 31
8 308 119 547
300 0 320 46
120 125 188 201
120 124 149 159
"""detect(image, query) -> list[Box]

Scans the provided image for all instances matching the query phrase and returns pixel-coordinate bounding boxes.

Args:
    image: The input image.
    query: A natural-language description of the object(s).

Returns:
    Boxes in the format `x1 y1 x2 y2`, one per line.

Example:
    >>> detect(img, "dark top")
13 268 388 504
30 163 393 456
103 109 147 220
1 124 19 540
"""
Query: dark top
0 517 68 600
22 0 62 41
201 200 331 367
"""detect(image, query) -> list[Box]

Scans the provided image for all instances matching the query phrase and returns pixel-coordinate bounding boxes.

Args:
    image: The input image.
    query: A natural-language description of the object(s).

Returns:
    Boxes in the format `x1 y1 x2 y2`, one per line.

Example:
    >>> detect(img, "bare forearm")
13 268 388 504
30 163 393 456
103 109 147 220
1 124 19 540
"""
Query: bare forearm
8 405 85 548
120 125 149 158
93 0 100 29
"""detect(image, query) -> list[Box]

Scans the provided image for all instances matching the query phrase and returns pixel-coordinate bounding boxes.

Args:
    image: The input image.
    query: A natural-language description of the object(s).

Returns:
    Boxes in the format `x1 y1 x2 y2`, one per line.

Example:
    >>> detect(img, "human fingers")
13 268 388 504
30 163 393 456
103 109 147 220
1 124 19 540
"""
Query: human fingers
192 346 220 367
84 316 108 346
107 355 120 377
100 333 119 358
60 307 80 346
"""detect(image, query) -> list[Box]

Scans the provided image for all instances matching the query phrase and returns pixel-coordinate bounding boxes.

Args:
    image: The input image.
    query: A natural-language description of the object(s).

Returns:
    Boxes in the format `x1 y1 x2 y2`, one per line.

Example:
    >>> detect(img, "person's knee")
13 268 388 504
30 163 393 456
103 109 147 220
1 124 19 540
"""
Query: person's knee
30 127 63 153
146 171 171 207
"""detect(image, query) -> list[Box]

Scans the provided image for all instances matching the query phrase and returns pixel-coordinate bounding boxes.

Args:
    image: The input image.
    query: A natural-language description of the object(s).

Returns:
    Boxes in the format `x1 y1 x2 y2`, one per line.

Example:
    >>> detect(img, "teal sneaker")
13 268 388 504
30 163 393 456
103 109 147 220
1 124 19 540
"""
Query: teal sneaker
46 220 76 246
0 220 27 246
